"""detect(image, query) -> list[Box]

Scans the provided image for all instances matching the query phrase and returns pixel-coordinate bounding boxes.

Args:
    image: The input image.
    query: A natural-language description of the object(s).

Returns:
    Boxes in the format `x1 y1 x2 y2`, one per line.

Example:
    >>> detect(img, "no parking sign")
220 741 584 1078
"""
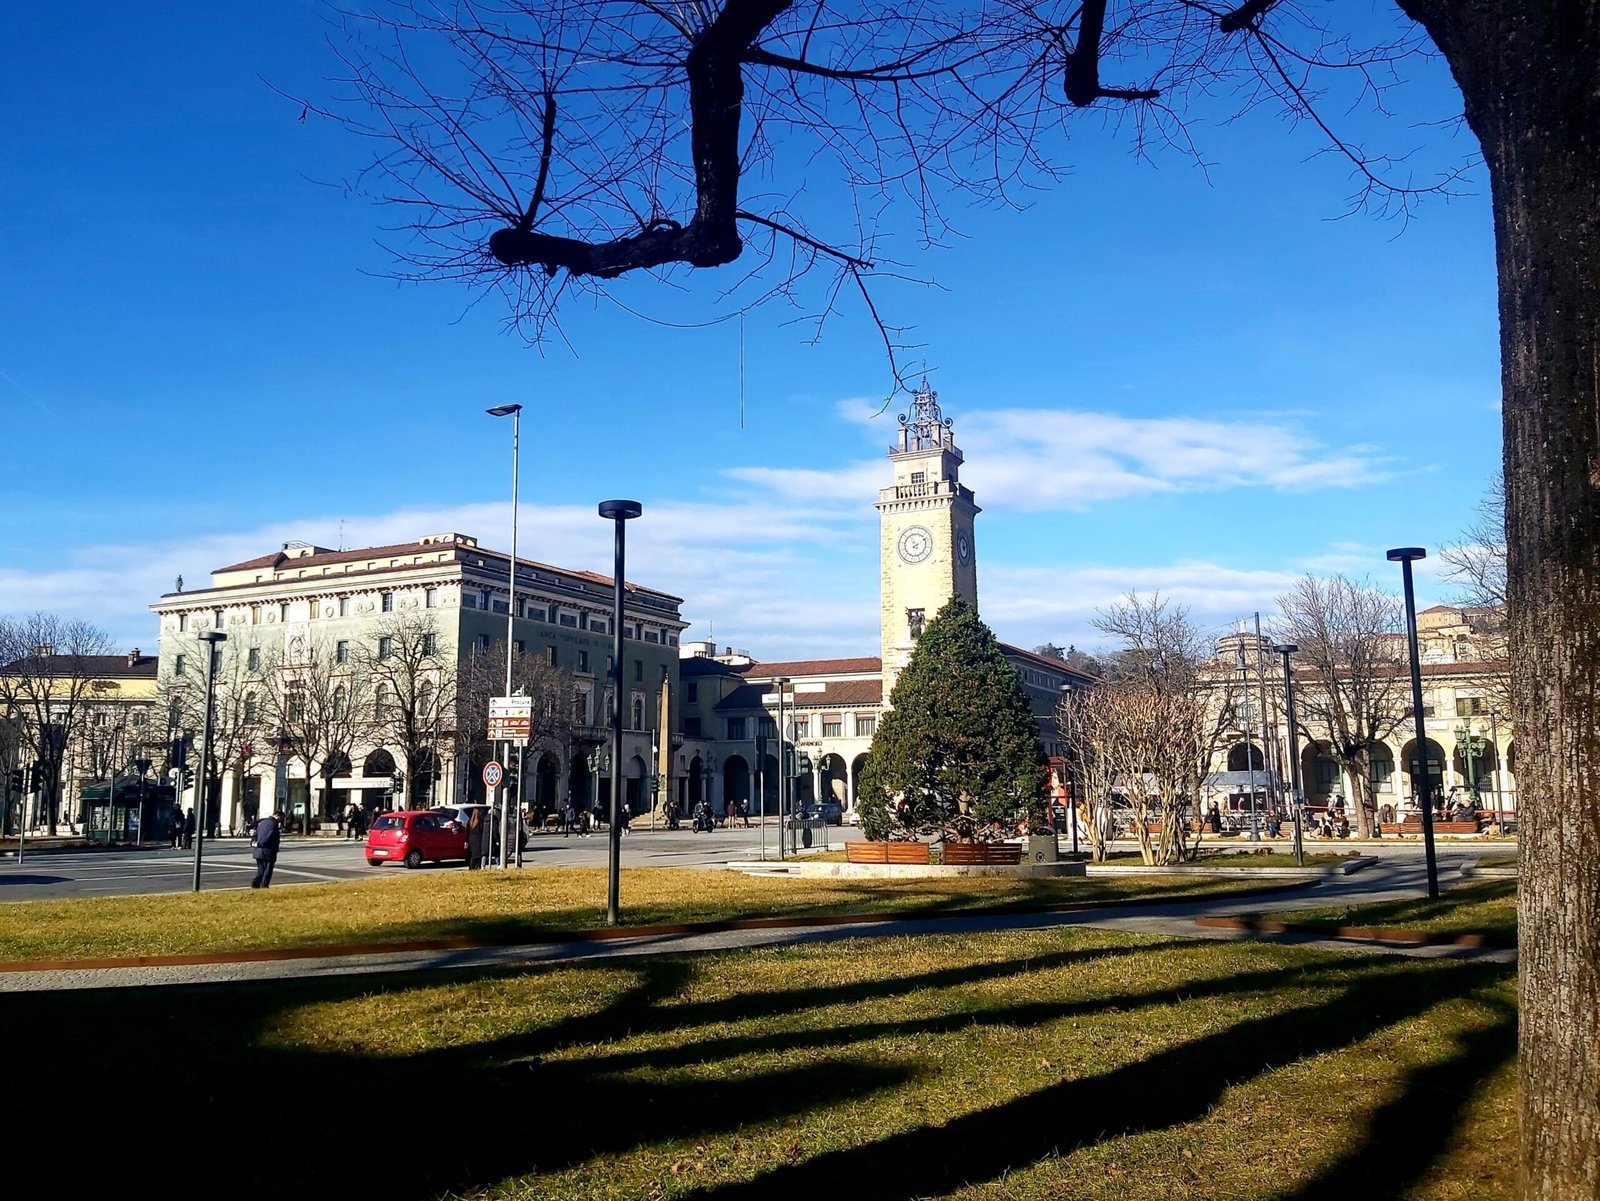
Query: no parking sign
482 761 504 789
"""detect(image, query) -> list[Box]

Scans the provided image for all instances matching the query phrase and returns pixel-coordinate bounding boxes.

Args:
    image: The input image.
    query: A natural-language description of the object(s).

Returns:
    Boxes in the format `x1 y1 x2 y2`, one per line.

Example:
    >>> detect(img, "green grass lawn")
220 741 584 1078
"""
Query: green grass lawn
1271 879 1517 941
0 866 1285 963
0 926 1515 1200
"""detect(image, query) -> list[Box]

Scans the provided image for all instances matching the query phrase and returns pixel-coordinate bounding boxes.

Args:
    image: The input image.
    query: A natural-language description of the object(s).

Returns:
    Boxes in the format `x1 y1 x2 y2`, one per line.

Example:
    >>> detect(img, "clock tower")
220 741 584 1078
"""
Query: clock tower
875 382 980 698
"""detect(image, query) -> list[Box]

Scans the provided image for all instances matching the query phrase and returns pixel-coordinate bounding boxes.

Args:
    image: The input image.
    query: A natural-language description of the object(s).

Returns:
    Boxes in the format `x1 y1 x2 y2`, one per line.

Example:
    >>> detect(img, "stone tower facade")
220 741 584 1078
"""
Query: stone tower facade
875 382 980 698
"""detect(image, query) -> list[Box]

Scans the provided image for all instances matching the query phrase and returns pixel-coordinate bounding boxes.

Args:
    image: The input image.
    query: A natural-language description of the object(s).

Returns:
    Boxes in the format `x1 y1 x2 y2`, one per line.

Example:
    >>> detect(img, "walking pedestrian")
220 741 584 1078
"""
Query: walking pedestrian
466 807 486 869
170 802 184 849
181 807 196 850
250 809 282 889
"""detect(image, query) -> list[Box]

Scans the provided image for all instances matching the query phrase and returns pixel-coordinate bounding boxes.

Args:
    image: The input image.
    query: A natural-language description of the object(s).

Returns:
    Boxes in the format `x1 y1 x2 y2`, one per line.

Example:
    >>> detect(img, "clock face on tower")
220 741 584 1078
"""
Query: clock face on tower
897 525 934 564
956 531 971 566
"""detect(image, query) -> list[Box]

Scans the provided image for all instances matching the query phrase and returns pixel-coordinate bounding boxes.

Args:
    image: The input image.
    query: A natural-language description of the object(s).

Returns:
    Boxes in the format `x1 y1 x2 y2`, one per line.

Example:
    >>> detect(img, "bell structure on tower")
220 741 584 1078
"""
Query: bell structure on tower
874 381 981 698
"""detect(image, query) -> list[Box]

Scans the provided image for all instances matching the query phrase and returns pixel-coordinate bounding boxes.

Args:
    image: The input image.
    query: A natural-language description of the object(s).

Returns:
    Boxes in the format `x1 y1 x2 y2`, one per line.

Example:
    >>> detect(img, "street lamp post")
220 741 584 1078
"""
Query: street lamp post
770 677 789 863
193 630 227 892
1490 709 1505 832
598 499 642 926
1270 643 1305 868
1235 632 1261 842
1058 684 1079 856
1387 547 1440 899
487 403 522 870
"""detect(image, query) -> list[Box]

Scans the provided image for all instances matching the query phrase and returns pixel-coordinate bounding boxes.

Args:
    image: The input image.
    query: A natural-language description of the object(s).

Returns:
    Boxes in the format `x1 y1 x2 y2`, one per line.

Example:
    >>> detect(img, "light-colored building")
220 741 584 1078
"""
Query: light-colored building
1204 606 1515 827
674 383 1091 820
151 532 686 831
1 648 161 834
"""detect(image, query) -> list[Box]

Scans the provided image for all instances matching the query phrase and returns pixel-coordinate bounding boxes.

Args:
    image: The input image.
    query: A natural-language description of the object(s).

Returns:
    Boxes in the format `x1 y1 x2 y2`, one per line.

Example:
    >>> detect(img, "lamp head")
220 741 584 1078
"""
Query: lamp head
771 676 790 687
598 499 643 521
486 404 522 417
1270 643 1298 655
198 631 228 645
1386 547 1427 563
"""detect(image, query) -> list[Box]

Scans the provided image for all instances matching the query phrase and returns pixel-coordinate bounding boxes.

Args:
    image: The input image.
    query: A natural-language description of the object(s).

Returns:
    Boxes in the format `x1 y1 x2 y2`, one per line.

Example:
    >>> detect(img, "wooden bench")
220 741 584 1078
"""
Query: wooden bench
941 842 1023 865
845 841 933 864
1391 819 1480 835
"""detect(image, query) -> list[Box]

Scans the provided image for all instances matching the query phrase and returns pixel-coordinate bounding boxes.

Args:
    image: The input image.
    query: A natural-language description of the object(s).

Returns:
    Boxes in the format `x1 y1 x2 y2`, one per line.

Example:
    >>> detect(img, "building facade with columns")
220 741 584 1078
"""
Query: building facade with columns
1203 605 1516 828
673 384 1091 820
150 532 686 832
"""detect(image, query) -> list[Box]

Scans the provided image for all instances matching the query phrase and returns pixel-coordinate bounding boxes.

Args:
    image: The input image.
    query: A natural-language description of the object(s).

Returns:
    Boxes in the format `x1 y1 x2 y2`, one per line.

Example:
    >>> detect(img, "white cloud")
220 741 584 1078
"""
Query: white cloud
782 399 1391 512
959 409 1387 510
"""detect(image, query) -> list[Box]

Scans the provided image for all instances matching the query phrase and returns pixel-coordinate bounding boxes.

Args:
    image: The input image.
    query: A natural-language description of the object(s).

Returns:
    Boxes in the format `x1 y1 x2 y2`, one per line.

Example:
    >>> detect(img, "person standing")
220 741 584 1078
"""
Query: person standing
466 807 486 869
181 807 196 850
250 809 282 889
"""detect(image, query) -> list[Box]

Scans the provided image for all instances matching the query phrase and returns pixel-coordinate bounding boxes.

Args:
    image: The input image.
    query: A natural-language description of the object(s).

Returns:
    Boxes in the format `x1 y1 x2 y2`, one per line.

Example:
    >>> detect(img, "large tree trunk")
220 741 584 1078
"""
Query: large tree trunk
1406 5 1600 1195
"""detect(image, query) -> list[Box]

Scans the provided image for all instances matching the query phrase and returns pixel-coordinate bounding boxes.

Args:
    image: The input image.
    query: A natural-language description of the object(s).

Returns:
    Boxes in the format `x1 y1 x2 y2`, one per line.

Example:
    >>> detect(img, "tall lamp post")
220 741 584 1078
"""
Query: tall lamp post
770 677 789 862
192 629 227 892
487 403 522 869
1387 547 1440 899
1490 709 1505 832
1270 643 1305 868
599 499 642 925
1058 684 1079 856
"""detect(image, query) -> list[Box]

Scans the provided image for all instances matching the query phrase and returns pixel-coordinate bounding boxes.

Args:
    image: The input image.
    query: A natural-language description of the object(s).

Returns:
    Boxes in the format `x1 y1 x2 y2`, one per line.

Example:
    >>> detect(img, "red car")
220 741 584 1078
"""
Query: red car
365 810 469 869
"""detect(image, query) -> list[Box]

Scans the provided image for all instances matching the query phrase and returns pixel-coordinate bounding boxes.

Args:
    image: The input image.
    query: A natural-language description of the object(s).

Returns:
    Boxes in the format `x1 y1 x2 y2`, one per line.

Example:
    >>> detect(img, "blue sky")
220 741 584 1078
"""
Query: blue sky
1 3 1500 658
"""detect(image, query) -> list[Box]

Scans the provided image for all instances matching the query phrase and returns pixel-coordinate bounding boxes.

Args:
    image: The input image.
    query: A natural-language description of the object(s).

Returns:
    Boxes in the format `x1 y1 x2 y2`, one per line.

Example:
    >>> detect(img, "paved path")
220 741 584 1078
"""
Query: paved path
0 856 1511 994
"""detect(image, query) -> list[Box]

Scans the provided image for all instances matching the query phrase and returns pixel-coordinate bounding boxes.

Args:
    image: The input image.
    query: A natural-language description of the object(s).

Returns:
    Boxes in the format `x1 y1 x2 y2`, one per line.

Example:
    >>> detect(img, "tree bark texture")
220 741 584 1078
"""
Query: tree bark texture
1405 3 1600 1194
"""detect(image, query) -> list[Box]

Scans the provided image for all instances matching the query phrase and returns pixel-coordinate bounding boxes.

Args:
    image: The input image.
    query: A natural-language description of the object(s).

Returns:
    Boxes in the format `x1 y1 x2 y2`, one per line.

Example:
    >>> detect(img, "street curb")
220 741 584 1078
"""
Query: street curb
0 879 1321 975
1193 913 1515 950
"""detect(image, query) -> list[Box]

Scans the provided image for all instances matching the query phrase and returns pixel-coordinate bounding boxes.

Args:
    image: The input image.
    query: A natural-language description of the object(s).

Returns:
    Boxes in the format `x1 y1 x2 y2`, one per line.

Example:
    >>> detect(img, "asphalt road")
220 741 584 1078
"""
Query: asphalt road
0 819 854 902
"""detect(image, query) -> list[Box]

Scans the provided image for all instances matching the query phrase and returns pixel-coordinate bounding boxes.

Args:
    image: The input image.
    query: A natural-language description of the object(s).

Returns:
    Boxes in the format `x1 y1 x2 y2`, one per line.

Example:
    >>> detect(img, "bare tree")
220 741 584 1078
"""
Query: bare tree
1080 593 1236 864
157 641 272 832
0 613 114 833
1274 575 1410 840
457 641 577 802
259 638 376 828
360 613 457 806
1440 474 1511 714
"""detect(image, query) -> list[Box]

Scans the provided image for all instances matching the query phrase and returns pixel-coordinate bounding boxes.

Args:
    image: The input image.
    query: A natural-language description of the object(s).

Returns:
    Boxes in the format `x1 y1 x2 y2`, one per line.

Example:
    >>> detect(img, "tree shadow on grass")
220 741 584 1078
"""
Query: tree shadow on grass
574 942 1395 1078
0 938 1511 1201
677 959 1513 1201
1 957 913 1201
1281 994 1517 1200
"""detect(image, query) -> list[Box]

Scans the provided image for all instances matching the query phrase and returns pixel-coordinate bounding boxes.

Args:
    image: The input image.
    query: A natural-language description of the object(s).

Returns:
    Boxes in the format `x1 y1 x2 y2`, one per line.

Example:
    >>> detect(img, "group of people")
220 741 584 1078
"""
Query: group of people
337 801 372 841
168 803 195 849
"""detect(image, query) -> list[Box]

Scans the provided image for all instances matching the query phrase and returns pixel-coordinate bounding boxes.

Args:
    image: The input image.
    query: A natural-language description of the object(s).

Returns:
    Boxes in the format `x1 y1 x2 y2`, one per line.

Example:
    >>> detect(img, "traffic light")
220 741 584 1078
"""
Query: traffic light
26 764 42 793
7 768 21 796
504 747 521 794
182 766 195 790
171 736 188 769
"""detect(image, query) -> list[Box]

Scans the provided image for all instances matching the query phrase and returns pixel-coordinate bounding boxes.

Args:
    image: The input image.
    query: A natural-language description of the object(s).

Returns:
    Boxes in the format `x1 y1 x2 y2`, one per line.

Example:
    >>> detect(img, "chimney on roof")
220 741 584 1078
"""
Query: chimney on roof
128 648 140 666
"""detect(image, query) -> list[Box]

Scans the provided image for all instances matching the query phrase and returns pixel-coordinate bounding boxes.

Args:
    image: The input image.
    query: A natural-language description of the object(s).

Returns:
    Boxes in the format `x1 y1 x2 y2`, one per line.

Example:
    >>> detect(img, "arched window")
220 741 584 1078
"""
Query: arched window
633 697 645 731
333 685 348 718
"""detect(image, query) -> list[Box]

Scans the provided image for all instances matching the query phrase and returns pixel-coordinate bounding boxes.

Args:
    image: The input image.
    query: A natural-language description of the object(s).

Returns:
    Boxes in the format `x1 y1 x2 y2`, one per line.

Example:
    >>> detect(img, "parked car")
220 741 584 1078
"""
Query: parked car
818 800 844 826
365 810 469 869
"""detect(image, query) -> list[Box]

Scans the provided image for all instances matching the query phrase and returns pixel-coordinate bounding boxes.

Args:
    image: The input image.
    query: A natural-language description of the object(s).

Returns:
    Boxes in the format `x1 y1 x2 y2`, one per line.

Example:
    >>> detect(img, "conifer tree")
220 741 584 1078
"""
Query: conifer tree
858 599 1044 839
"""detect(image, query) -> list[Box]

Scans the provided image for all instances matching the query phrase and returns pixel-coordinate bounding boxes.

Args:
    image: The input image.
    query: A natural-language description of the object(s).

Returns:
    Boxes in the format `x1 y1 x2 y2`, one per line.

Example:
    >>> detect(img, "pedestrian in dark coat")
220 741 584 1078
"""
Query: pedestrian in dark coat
251 810 283 889
467 807 486 869
182 807 196 850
